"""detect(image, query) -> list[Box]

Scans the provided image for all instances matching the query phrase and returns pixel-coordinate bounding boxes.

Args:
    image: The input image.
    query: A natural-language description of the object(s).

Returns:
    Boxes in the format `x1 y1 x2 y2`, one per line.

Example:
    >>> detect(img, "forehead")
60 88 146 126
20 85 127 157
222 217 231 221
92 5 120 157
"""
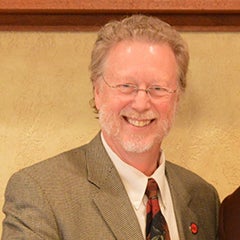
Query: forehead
103 40 178 82
105 40 176 66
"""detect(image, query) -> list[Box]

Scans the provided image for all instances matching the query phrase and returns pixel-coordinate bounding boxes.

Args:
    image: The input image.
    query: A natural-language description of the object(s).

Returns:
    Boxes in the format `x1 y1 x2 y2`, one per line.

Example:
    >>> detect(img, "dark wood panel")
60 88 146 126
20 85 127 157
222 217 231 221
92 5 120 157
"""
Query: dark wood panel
0 0 239 31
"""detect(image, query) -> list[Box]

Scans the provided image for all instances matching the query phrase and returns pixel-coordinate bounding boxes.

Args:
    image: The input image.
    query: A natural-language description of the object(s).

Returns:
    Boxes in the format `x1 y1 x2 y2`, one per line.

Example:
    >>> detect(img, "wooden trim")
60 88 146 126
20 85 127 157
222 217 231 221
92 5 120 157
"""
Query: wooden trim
0 0 240 12
1 13 240 32
0 0 240 31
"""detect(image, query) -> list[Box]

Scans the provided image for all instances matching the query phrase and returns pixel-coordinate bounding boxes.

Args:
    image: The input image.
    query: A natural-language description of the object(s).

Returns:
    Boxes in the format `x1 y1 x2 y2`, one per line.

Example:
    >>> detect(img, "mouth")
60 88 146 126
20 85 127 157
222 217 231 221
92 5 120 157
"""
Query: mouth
123 116 155 127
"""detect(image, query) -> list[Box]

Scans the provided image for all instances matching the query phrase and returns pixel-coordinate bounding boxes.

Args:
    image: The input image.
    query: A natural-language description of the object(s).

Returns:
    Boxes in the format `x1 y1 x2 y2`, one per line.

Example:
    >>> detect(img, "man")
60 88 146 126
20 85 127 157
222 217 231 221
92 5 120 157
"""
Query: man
219 186 240 240
2 15 219 239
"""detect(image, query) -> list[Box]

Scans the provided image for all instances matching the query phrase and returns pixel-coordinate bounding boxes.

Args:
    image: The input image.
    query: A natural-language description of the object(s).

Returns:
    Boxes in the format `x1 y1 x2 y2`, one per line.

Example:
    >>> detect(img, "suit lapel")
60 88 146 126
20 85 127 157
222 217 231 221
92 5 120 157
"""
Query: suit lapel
166 162 206 240
85 133 144 240
84 134 208 239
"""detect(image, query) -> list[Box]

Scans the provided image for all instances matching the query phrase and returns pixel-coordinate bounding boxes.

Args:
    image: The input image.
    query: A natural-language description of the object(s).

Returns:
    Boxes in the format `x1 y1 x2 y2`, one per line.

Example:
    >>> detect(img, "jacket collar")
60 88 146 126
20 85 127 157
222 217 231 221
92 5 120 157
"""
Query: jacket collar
86 133 144 240
166 162 207 239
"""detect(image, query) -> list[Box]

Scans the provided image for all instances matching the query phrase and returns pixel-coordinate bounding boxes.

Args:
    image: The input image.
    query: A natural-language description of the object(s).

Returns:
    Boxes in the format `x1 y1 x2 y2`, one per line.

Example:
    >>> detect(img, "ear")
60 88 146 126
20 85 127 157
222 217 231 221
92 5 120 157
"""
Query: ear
176 92 180 102
94 80 102 111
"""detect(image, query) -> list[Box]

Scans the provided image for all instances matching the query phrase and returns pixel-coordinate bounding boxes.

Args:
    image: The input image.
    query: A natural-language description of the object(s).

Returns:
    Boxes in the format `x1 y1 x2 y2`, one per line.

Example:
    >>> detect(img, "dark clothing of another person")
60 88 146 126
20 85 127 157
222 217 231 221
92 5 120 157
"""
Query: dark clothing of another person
219 186 240 240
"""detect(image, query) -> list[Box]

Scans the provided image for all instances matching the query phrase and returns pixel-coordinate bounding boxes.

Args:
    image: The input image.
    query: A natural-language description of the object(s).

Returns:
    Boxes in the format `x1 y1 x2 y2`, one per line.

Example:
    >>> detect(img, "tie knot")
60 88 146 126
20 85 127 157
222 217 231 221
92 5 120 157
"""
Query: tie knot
146 178 159 199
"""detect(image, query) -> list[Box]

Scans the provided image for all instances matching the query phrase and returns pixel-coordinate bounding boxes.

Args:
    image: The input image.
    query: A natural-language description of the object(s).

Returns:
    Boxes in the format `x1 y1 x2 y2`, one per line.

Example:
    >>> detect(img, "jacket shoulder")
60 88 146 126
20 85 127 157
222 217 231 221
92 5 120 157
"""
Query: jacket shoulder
166 161 218 195
15 145 88 181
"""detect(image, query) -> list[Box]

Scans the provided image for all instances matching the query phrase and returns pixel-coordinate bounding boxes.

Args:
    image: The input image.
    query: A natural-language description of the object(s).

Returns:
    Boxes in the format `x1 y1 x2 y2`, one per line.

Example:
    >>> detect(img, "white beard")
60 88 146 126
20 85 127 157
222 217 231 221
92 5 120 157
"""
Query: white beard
98 105 175 153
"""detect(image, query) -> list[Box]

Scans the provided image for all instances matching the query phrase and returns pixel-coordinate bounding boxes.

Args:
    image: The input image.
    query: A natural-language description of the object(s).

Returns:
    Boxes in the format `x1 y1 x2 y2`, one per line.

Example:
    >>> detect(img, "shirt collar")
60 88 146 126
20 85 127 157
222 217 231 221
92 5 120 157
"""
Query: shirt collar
101 132 167 210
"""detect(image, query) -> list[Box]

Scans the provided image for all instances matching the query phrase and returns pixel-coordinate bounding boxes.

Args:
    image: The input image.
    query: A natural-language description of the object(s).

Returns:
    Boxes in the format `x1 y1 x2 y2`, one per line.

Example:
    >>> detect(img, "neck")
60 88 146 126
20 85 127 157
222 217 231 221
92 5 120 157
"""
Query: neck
103 133 161 176
119 149 161 176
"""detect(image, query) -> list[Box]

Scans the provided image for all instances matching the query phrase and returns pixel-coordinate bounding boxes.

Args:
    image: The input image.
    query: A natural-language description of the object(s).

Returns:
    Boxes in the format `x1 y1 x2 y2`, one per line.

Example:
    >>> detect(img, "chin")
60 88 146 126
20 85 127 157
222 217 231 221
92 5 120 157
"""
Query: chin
121 142 153 153
118 134 163 153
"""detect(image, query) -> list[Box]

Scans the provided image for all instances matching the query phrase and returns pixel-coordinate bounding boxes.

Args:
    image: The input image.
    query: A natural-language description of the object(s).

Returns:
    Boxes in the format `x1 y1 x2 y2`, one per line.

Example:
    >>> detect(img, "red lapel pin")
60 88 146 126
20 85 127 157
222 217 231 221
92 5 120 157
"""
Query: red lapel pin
189 222 198 235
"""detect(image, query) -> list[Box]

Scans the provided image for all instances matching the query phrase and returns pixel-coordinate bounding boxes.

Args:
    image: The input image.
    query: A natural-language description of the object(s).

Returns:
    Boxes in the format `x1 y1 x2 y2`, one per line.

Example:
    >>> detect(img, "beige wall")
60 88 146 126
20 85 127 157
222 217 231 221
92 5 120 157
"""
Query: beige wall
0 31 239 234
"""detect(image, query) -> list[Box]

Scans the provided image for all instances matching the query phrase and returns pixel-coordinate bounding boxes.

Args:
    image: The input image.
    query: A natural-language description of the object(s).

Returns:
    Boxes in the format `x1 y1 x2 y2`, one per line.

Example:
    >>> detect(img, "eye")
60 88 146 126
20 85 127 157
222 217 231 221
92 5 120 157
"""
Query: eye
121 84 133 88
117 83 136 93
151 86 165 92
150 86 170 97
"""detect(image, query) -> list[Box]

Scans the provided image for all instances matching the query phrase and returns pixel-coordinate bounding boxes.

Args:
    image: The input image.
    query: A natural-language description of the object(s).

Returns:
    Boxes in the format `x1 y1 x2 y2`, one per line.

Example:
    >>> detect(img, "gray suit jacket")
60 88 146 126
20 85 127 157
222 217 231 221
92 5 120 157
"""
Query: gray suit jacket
2 133 220 239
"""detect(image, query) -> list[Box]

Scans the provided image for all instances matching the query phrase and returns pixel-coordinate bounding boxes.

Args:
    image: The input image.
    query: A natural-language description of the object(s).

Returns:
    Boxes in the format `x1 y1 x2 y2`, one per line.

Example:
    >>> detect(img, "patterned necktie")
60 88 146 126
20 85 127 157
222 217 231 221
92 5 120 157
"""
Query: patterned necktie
145 178 171 240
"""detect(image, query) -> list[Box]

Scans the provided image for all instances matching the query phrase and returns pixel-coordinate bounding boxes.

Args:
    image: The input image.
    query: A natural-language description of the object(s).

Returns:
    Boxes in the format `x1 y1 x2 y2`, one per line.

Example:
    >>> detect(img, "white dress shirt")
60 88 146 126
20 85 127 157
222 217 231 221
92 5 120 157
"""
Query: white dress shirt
101 134 180 240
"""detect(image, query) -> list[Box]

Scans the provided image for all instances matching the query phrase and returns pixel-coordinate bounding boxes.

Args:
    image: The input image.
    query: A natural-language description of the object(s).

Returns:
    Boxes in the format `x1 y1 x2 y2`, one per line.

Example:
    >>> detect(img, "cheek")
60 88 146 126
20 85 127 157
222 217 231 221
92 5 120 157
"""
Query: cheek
96 89 129 112
106 99 128 114
156 100 177 117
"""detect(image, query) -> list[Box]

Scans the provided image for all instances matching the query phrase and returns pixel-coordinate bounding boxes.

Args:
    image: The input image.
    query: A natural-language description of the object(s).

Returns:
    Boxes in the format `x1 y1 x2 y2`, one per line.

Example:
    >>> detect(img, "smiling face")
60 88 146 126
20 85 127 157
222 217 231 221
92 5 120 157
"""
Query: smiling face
94 40 179 155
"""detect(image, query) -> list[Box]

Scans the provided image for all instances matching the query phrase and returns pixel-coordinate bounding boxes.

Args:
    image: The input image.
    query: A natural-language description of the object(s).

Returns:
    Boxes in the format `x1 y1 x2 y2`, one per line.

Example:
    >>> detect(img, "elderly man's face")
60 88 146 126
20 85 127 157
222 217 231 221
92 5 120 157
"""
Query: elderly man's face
94 40 179 154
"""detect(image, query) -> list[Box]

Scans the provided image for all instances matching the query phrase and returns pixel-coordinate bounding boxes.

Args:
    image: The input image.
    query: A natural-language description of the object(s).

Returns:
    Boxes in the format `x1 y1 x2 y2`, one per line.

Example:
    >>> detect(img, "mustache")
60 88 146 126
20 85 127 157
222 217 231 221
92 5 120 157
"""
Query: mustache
120 109 158 119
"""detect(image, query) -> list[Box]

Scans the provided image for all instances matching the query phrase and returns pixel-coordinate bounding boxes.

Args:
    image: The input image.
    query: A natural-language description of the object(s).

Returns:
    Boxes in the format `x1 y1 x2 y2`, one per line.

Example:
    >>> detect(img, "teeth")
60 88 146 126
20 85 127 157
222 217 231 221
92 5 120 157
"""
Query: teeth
127 118 151 127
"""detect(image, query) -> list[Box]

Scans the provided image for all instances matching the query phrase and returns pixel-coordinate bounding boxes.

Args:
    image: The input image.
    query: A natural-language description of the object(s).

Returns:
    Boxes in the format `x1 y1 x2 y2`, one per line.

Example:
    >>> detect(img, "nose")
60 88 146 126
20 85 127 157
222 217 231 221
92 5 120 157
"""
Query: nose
131 89 151 112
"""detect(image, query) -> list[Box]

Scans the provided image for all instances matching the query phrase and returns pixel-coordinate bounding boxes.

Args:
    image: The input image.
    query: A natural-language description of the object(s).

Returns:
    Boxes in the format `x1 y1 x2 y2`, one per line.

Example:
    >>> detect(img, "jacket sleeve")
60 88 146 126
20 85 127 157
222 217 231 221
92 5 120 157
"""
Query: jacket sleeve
2 171 60 240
